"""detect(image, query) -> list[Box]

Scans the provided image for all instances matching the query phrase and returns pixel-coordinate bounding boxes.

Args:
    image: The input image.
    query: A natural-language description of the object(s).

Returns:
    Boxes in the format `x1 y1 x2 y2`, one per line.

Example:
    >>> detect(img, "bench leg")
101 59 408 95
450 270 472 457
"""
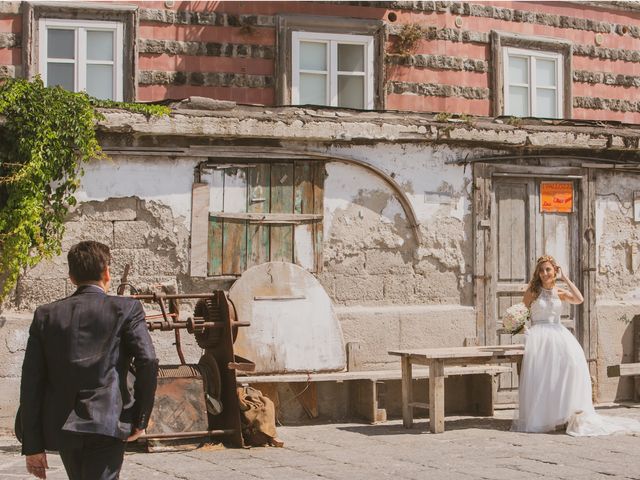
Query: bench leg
351 380 387 424
401 356 413 428
469 373 496 416
429 359 445 433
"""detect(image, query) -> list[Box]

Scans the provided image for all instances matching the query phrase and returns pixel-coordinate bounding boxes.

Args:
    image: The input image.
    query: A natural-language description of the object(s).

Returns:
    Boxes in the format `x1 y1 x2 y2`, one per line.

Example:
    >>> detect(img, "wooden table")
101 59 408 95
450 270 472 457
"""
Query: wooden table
388 345 525 433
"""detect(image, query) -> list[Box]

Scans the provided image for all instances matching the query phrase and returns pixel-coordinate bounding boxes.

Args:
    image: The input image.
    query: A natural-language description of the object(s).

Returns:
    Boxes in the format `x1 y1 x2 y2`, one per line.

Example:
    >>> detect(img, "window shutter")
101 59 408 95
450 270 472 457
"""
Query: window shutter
270 163 294 262
206 161 324 276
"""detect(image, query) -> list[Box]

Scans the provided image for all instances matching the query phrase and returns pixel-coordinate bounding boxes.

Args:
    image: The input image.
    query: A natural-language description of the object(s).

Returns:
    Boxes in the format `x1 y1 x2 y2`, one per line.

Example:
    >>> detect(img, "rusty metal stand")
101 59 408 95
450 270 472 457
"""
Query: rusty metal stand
118 269 253 451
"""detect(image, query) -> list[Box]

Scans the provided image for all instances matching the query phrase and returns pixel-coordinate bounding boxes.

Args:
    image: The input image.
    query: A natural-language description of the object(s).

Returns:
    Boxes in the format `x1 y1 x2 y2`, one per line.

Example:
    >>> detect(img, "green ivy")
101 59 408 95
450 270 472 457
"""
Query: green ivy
0 77 169 300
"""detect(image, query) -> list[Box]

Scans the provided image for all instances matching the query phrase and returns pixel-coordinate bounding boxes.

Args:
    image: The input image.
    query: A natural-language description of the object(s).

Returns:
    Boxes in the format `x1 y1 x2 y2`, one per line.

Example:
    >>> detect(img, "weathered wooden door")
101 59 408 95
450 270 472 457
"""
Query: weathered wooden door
474 165 588 402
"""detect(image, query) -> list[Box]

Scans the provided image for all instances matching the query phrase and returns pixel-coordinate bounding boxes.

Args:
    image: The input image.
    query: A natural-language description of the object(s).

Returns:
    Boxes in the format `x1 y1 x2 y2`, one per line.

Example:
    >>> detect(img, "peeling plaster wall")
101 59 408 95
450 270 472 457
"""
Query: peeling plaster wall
4 144 640 427
315 144 489 370
0 144 487 426
0 155 234 429
594 170 640 402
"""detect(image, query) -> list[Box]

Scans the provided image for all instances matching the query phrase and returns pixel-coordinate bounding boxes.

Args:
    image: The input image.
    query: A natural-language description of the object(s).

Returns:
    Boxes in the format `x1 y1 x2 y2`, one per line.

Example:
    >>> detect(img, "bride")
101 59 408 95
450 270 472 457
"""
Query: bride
514 255 640 436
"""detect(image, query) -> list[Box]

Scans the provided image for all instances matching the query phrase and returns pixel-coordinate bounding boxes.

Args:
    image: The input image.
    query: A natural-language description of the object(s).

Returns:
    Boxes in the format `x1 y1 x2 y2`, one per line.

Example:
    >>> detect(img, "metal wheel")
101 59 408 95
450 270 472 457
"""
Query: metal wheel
193 297 224 348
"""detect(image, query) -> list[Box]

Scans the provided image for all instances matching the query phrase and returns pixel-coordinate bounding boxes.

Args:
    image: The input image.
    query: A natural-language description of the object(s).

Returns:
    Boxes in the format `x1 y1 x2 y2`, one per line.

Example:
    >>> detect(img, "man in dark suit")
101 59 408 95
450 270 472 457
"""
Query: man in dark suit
19 240 158 479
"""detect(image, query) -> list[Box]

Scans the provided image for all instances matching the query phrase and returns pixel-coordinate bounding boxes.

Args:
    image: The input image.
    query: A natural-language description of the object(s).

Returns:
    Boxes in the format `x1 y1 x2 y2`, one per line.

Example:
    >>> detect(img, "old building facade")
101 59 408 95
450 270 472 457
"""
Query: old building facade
1 1 640 425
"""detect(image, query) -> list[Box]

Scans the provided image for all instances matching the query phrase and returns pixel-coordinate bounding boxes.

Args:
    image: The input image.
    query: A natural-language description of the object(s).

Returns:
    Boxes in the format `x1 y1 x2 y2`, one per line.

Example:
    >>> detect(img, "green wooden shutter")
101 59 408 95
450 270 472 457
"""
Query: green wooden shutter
206 161 324 276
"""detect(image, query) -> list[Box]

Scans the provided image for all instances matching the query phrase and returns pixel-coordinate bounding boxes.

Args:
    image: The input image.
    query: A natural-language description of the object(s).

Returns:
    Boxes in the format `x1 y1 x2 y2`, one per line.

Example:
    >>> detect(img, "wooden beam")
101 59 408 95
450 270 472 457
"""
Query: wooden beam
210 212 322 224
189 183 209 277
401 356 413 429
429 359 445 434
607 363 640 377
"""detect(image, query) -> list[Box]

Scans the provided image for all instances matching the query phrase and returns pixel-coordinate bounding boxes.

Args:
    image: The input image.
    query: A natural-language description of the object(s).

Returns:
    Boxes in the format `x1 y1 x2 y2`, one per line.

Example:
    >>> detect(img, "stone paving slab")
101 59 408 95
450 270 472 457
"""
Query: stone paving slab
1 406 639 480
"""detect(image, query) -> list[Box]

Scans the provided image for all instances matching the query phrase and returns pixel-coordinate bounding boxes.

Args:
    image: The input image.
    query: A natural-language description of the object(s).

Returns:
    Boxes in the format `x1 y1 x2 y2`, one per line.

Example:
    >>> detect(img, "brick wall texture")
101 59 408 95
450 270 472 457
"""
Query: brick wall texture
2 1 640 121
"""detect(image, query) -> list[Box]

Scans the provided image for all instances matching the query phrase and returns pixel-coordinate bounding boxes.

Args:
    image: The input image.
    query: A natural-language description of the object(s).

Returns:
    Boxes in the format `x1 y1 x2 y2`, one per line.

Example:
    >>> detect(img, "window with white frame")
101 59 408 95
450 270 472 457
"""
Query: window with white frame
292 32 374 109
503 47 563 118
39 18 124 101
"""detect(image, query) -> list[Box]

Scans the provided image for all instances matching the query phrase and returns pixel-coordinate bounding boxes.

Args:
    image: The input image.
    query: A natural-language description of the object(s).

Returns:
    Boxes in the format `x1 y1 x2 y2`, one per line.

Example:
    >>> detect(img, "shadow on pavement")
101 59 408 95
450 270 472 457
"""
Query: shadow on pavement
337 417 513 436
0 444 21 453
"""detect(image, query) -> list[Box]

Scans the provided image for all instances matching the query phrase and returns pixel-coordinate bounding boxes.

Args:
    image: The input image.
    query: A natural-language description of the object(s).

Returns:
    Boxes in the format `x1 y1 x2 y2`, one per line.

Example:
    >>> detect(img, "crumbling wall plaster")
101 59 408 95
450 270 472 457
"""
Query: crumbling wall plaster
595 171 640 300
595 302 637 403
320 144 482 308
75 155 200 230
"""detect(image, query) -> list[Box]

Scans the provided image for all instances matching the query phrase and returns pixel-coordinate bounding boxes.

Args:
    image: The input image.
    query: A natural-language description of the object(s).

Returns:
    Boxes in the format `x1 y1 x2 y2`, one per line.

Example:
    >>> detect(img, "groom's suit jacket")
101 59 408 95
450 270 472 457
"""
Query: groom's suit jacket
19 285 158 455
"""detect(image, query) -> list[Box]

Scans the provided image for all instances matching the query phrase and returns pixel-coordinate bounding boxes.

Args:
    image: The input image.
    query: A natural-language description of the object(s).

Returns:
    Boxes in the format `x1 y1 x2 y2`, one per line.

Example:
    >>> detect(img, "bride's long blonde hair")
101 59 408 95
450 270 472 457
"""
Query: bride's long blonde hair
527 255 559 299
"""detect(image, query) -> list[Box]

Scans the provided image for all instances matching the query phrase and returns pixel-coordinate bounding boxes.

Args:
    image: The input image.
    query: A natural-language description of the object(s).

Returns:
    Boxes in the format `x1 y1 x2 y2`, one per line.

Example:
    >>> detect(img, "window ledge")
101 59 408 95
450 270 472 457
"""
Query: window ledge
25 1 138 12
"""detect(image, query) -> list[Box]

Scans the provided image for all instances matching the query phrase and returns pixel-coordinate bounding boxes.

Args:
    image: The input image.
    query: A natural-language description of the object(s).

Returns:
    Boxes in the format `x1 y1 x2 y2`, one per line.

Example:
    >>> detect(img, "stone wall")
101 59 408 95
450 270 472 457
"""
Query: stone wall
3 136 640 428
594 170 640 402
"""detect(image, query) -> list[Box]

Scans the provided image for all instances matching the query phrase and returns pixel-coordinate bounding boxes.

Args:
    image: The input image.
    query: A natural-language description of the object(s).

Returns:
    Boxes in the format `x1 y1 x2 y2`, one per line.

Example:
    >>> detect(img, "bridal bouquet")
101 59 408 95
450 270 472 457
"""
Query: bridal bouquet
502 303 530 334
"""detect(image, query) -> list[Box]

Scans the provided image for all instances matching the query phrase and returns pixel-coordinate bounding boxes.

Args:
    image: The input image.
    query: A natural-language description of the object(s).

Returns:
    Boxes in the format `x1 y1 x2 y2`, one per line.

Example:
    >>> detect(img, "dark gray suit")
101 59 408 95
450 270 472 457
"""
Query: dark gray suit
19 284 158 479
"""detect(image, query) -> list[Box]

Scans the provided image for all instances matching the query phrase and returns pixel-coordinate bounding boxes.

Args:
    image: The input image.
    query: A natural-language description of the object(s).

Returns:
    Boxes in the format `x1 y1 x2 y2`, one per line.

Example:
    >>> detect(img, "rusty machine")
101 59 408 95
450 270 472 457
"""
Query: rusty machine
117 266 254 450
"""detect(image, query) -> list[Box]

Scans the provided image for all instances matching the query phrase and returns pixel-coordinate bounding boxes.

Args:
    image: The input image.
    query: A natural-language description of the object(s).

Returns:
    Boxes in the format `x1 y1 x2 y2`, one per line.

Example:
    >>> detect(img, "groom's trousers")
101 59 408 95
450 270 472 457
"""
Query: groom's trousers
58 432 126 480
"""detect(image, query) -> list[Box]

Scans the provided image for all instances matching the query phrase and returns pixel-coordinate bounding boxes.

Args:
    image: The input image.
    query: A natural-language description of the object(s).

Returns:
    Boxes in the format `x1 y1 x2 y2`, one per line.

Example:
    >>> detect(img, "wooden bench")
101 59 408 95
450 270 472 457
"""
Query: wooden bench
607 363 640 378
389 345 524 433
607 362 640 402
236 363 511 424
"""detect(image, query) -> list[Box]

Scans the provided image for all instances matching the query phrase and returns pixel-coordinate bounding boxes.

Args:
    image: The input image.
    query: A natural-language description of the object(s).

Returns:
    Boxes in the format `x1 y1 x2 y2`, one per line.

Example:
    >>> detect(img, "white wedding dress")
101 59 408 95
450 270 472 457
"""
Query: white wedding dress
513 287 640 436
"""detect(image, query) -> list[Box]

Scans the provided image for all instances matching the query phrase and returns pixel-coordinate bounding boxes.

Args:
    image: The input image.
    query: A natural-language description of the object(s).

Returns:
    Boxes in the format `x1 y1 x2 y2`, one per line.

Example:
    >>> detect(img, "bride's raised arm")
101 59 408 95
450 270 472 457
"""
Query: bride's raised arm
556 266 584 305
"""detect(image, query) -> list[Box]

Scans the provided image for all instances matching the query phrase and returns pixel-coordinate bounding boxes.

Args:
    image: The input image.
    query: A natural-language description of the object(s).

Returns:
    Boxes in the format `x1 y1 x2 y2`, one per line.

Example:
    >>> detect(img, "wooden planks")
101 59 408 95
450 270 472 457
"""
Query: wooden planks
247 164 270 269
607 363 640 377
401 356 413 428
391 345 523 433
270 163 294 262
206 161 325 275
207 169 224 276
222 168 248 275
389 345 525 360
190 183 209 277
313 162 325 273
294 161 315 270
236 365 510 383
429 359 445 434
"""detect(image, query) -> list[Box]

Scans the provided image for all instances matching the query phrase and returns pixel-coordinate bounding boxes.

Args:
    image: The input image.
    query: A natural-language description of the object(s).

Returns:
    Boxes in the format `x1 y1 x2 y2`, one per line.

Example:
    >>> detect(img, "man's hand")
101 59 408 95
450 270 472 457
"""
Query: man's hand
127 428 146 442
26 452 48 479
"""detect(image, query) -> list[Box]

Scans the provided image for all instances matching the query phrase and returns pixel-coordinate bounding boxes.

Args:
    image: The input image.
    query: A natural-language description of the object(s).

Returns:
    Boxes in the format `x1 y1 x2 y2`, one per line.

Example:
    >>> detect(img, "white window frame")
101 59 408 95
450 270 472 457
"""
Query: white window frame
503 47 563 119
291 31 374 109
38 18 124 101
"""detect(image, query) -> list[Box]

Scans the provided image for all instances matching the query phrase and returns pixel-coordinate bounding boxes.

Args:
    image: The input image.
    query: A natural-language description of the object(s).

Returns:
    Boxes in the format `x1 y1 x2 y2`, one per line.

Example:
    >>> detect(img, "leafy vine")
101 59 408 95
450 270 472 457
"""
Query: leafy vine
0 77 169 300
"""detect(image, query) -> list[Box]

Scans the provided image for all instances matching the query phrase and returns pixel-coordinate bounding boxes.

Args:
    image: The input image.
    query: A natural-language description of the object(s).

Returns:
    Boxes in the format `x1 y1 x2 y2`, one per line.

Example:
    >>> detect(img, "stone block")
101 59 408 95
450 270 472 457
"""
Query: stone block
365 250 414 275
151 330 201 365
337 306 401 367
316 272 336 298
595 303 638 403
61 221 114 250
72 197 138 222
15 278 67 311
398 306 476 349
103 248 135 279
114 221 151 249
0 312 32 378
0 377 20 430
334 275 384 303
326 252 366 275
383 275 416 303
116 275 179 296
22 254 68 280
414 271 461 303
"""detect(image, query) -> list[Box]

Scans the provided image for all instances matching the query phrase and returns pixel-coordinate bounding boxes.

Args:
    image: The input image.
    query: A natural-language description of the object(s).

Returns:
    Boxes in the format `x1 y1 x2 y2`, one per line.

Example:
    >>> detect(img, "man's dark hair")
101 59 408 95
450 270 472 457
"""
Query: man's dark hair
67 241 111 283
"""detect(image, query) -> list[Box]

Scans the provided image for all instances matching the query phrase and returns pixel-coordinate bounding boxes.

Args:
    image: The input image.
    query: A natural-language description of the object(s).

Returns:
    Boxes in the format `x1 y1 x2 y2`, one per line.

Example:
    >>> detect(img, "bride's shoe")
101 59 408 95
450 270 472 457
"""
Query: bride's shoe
554 422 568 432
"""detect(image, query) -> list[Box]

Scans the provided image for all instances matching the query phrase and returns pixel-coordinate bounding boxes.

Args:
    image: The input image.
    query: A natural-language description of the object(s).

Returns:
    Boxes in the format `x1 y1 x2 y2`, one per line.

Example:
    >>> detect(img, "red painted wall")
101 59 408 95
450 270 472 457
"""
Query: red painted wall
2 1 640 122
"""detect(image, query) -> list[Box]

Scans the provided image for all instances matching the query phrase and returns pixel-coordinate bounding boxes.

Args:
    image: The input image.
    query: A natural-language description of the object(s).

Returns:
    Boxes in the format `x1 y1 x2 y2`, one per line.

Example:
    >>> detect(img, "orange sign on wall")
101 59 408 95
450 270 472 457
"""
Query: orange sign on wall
540 182 573 213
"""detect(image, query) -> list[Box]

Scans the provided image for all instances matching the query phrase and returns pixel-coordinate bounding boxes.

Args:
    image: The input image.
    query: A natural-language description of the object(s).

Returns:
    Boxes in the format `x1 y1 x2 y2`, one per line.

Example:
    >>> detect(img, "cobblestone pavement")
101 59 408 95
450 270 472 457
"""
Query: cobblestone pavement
1 406 639 480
